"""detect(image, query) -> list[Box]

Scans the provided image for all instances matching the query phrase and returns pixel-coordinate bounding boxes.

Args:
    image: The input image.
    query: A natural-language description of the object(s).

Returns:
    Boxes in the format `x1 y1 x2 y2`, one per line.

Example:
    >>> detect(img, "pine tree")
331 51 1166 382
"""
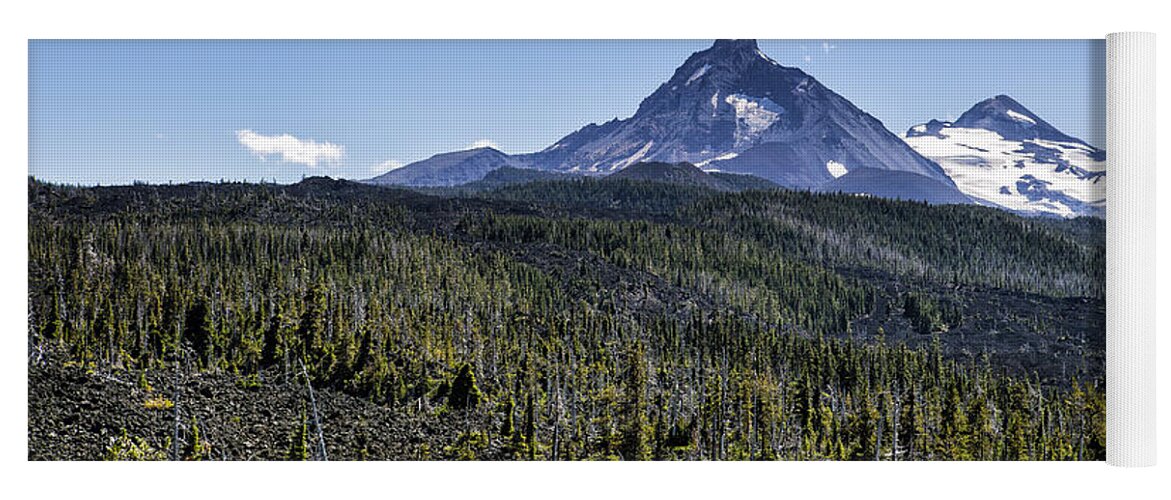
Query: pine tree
621 342 651 460
287 409 309 461
449 363 482 410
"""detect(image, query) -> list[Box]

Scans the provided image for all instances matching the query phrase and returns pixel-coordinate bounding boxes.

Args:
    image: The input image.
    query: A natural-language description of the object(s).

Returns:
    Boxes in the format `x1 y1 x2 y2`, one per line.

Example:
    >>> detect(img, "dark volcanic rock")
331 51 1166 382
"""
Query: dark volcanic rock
28 361 510 461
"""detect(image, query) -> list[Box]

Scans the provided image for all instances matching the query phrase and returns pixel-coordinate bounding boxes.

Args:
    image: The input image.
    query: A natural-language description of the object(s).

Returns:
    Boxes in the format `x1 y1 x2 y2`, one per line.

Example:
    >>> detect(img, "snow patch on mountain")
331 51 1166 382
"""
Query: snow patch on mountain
826 160 848 178
724 94 783 145
687 64 711 85
1005 110 1036 125
614 141 655 170
696 151 739 168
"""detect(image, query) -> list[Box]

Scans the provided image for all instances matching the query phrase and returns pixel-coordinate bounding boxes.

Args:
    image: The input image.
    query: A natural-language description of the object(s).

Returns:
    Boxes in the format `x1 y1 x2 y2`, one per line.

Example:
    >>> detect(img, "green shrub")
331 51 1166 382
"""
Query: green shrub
143 395 174 411
184 418 212 460
104 429 168 461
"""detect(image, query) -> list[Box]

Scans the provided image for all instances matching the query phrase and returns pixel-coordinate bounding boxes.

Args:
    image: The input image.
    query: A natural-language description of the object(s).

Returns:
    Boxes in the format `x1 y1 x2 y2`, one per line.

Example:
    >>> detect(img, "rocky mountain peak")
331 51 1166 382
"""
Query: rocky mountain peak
953 95 1083 145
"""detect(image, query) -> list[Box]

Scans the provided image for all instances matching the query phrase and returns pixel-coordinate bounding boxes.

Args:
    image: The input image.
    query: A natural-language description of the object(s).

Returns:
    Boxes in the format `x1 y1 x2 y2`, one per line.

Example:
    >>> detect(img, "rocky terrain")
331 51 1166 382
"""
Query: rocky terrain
29 356 510 461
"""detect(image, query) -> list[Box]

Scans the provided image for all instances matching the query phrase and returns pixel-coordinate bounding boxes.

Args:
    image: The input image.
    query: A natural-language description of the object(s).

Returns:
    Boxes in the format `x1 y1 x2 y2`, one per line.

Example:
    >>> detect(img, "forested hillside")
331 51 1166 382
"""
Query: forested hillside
27 175 1105 461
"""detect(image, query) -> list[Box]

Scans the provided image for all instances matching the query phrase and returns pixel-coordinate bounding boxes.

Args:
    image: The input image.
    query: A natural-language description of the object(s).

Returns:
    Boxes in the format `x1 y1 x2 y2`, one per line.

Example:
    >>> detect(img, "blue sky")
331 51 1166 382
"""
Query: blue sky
29 39 1104 185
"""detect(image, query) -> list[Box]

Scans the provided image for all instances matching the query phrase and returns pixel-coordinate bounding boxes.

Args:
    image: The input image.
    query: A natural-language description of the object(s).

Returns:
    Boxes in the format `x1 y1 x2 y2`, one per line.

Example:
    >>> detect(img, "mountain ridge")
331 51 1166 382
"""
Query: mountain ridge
363 40 1114 207
367 147 519 187
605 161 779 192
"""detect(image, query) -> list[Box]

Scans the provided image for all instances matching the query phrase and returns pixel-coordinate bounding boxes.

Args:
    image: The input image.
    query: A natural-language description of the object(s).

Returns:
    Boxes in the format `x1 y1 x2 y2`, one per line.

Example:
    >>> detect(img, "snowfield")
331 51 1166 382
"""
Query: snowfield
724 94 783 146
905 126 1105 218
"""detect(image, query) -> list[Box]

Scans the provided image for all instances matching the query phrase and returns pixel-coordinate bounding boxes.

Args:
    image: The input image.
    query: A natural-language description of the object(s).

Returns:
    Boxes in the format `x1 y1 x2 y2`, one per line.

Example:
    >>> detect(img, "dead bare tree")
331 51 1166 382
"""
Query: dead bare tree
298 359 328 461
171 351 182 461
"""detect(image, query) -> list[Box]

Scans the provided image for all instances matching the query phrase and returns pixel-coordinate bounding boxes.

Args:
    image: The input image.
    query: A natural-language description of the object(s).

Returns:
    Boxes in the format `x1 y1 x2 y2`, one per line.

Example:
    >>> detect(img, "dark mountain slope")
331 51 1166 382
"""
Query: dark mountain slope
605 161 778 192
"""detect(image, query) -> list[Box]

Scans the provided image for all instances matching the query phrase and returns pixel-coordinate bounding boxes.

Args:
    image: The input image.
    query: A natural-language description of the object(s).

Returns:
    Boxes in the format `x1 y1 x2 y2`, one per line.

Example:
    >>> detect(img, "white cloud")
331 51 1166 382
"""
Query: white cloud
821 42 836 53
236 130 345 167
468 139 499 150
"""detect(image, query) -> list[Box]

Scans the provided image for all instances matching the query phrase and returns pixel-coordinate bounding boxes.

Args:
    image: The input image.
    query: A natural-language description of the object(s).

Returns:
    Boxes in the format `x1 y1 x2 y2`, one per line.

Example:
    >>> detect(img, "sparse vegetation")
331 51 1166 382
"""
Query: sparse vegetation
28 176 1105 460
143 395 174 411
104 429 168 461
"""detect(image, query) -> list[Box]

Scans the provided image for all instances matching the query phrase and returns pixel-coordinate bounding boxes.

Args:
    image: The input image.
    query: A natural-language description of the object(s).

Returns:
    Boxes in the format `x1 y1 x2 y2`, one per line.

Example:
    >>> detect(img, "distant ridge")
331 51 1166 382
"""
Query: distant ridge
367 147 518 187
606 161 778 192
452 166 579 190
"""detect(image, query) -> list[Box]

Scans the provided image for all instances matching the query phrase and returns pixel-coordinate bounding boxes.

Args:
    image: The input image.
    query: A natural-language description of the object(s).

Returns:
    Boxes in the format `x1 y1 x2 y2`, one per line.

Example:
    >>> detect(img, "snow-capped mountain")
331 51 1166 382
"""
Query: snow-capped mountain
904 95 1105 218
517 39 968 204
372 40 969 205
